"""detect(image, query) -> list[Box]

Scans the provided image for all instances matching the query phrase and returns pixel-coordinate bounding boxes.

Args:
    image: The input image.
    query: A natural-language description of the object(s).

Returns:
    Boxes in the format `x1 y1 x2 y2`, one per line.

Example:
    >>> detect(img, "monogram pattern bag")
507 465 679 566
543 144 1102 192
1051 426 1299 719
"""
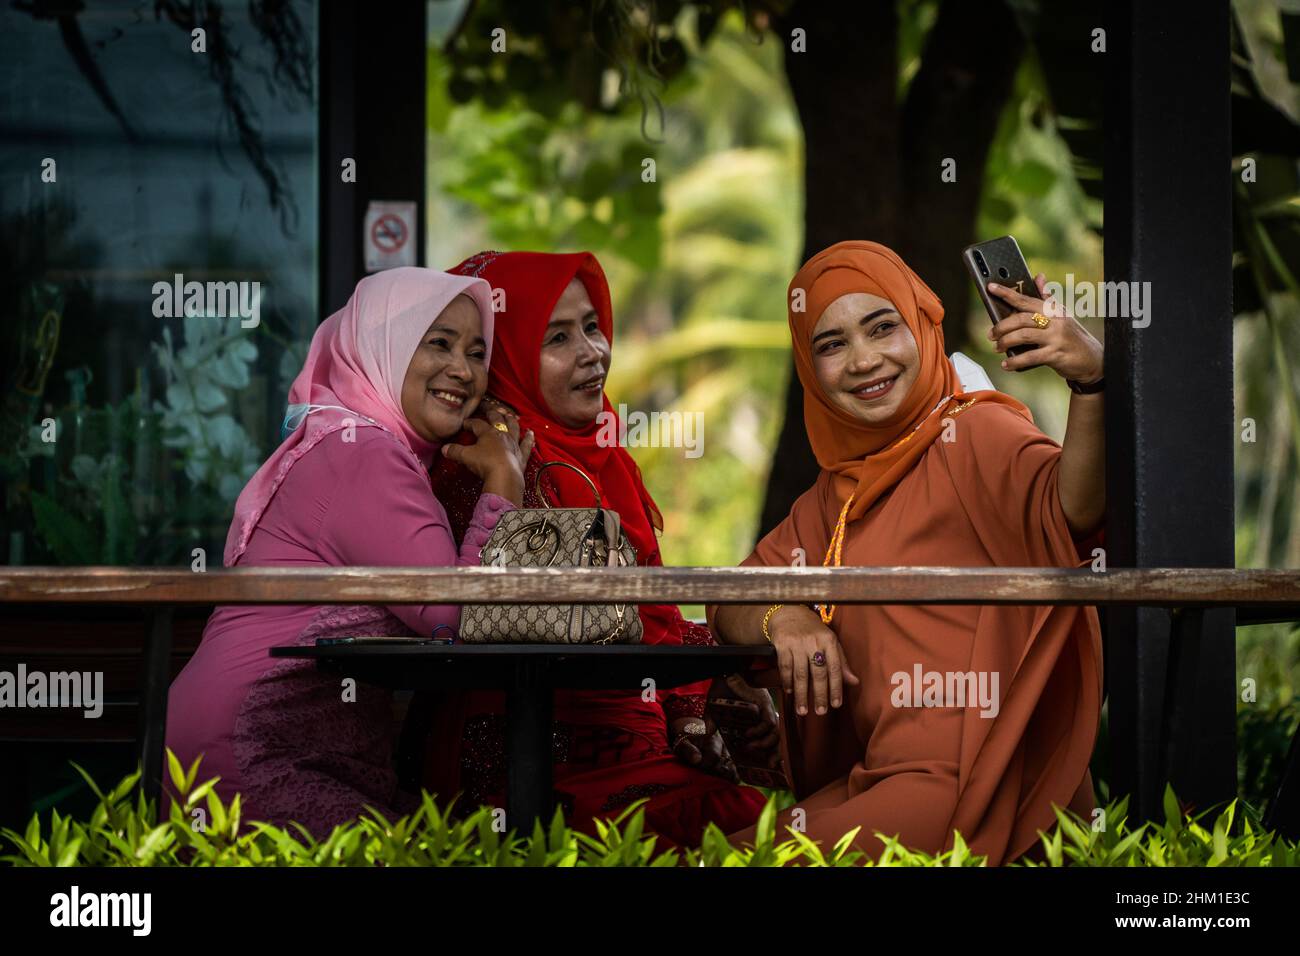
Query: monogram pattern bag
458 461 643 645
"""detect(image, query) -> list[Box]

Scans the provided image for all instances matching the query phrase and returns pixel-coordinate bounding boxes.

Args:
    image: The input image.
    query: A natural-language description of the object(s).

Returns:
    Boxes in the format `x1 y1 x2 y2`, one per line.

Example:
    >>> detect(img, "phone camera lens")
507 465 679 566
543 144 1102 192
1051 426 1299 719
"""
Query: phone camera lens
998 266 1009 279
973 251 989 277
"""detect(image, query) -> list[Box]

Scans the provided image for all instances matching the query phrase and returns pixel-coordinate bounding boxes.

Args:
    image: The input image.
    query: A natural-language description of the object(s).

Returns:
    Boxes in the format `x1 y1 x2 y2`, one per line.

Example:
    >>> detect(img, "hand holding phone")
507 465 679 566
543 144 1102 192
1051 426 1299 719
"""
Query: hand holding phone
962 236 1041 367
706 676 790 790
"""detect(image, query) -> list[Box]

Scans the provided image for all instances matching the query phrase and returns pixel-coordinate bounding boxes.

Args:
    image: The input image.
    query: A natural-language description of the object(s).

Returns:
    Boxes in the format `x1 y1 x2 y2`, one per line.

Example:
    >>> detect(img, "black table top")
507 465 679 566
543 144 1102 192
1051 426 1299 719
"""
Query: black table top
270 642 776 691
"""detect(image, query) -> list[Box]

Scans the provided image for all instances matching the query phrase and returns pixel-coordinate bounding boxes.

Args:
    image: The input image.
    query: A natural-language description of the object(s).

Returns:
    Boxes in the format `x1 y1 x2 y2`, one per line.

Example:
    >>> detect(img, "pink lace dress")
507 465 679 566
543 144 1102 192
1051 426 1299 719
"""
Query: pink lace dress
165 428 512 834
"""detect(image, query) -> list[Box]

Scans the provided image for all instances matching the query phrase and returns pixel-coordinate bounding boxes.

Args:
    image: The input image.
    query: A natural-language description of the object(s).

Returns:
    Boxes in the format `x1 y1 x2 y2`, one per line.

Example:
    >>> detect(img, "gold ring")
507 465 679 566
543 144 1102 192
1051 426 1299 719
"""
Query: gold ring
494 422 509 433
1032 312 1050 329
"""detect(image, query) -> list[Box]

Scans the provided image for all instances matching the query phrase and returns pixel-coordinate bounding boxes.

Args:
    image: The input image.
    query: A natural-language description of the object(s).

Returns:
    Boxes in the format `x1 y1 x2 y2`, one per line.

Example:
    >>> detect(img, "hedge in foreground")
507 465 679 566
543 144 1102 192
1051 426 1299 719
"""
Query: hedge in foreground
3 753 1298 867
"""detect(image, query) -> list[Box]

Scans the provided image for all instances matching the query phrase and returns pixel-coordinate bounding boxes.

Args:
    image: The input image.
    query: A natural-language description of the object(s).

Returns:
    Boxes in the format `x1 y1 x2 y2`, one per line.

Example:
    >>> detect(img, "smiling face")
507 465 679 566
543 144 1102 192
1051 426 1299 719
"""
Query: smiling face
399 294 488 442
810 292 920 426
537 278 611 428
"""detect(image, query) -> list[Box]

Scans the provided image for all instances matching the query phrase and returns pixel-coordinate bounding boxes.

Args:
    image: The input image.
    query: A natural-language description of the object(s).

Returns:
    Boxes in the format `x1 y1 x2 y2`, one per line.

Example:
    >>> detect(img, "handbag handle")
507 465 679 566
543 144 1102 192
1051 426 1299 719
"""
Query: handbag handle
534 460 601 511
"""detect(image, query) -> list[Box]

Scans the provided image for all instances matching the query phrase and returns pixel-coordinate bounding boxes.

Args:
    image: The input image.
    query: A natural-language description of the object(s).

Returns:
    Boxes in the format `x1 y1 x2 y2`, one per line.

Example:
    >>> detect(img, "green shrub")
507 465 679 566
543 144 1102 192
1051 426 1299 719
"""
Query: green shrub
2 753 1298 867
1237 694 1300 816
1022 787 1300 867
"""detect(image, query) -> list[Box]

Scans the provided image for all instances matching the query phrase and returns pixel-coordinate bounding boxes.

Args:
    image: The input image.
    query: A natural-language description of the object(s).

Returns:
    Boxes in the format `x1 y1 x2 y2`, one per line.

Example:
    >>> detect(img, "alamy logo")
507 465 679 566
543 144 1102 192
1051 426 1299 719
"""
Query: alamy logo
0 665 103 718
49 886 151 936
595 404 704 459
151 273 261 328
890 664 1000 718
1040 274 1151 329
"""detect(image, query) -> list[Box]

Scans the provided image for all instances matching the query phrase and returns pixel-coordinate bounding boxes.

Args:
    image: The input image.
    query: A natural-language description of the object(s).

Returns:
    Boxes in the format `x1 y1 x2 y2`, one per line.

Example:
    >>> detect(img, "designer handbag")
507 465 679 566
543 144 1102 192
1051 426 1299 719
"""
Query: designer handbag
457 461 643 645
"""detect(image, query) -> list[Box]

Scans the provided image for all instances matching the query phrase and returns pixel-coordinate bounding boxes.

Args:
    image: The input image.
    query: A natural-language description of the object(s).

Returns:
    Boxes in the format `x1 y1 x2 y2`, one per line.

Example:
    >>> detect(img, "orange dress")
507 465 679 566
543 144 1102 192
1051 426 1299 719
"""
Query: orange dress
721 400 1102 865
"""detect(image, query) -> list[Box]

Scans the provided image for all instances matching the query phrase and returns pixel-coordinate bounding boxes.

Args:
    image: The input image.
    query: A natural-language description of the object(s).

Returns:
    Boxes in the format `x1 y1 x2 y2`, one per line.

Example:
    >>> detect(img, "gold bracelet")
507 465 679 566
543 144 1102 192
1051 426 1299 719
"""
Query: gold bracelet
761 603 784 644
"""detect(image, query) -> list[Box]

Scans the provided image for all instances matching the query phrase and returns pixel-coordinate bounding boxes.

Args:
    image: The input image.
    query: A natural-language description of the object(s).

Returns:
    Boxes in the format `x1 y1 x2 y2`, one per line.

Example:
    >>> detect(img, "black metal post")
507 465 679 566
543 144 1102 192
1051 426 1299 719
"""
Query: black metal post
1159 608 1205 799
318 0 428 315
138 607 174 815
505 659 554 832
1104 0 1237 822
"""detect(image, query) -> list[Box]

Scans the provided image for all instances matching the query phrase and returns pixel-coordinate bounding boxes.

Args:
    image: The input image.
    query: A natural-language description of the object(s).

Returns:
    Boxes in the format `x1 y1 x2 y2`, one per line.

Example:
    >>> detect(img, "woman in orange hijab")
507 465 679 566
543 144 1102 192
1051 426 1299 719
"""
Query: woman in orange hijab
709 240 1106 865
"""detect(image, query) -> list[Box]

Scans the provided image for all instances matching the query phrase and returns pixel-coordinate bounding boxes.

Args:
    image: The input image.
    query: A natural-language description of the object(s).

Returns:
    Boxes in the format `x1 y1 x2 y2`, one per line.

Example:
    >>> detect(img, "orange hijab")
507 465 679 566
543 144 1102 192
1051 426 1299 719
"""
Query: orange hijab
789 240 1031 522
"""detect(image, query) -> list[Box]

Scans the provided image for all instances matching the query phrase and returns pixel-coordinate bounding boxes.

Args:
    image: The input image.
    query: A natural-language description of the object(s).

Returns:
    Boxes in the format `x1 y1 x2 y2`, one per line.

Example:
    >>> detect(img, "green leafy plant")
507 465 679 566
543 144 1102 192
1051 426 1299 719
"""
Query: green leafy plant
152 313 262 504
25 399 149 565
1238 693 1300 816
1023 784 1300 868
4 754 1297 868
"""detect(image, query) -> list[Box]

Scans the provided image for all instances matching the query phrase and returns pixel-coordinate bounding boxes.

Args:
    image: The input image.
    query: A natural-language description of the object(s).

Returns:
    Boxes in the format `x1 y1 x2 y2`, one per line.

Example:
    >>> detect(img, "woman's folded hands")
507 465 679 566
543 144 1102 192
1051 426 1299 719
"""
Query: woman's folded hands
670 674 783 780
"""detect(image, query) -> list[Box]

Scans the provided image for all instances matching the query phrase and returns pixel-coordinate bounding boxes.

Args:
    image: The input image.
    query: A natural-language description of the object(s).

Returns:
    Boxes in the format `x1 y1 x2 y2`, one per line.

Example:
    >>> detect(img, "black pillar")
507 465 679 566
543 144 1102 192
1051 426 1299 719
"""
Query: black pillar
1104 0 1237 821
505 660 554 831
138 607 174 818
319 0 427 316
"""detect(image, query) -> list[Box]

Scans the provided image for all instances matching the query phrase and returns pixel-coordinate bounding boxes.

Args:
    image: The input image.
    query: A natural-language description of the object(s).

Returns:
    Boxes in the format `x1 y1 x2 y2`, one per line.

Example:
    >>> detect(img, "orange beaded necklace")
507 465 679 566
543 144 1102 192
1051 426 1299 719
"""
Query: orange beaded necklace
817 395 978 625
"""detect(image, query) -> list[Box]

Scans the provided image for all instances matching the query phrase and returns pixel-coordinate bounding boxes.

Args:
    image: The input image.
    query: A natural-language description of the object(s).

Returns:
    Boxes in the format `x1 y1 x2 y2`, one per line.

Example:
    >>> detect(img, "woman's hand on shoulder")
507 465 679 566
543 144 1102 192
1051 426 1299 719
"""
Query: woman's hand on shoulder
768 604 859 718
442 404 534 506
987 274 1104 386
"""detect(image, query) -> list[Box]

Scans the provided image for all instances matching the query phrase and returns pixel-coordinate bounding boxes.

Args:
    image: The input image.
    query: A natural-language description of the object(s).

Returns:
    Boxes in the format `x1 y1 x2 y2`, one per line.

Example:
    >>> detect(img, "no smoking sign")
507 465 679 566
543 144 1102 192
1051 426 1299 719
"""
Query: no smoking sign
363 201 417 272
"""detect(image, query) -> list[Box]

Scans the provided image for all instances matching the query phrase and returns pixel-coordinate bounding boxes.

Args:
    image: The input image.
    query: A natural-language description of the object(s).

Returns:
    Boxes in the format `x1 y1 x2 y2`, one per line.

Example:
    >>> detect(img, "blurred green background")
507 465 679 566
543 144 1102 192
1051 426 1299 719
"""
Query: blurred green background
425 3 1105 566
423 0 1300 811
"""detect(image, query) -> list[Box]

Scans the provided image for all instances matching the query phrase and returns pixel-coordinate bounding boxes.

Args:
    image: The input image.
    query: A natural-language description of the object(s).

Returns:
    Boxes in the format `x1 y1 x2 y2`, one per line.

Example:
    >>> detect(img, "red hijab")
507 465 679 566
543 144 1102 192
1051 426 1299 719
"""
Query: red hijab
441 250 682 645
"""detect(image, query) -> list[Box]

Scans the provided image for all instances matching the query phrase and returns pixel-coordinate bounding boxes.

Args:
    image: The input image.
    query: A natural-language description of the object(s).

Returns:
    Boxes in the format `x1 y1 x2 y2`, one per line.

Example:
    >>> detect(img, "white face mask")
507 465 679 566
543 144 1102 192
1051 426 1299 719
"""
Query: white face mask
280 403 377 440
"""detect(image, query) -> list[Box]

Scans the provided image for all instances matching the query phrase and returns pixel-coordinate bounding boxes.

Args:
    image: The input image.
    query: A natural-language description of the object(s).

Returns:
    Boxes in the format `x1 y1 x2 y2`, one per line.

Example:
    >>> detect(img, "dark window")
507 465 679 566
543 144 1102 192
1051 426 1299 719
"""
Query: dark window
0 1 319 565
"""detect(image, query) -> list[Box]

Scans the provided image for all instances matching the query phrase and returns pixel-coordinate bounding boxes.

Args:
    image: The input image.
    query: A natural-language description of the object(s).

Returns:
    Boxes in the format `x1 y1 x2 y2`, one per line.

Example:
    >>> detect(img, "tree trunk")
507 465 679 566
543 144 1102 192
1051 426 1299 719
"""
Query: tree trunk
761 0 901 537
757 0 1025 541
898 0 1025 349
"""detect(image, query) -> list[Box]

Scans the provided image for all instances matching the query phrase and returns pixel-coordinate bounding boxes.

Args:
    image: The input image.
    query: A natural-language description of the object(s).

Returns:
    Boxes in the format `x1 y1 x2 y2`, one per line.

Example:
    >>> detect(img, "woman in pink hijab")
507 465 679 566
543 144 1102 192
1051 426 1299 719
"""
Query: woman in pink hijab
166 267 533 835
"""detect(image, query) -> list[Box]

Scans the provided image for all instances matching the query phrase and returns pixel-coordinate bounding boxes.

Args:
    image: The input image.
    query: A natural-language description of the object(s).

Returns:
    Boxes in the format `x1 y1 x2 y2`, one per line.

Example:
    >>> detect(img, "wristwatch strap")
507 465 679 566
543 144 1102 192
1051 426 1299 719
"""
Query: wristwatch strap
1067 375 1105 394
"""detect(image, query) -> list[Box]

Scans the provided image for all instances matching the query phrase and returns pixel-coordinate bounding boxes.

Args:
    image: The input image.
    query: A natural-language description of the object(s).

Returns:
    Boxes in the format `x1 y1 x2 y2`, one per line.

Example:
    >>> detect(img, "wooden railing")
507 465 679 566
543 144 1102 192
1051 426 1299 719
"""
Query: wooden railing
3 565 1299 832
2 565 1298 607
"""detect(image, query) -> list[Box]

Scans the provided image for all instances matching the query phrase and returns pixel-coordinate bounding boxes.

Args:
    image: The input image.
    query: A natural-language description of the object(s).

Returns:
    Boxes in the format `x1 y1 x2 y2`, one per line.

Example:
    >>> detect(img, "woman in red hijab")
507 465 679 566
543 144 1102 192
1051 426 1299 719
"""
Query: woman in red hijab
710 240 1106 864
420 250 771 846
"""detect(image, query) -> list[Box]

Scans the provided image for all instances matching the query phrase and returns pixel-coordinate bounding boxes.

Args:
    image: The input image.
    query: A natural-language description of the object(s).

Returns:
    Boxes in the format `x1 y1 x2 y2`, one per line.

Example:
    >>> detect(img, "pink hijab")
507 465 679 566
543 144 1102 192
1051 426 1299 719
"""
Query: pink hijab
223 267 495 566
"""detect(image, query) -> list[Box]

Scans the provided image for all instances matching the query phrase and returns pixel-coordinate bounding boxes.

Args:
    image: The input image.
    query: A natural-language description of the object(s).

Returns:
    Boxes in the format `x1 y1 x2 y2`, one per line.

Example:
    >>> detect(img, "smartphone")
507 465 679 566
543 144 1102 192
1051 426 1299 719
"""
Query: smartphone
706 696 791 790
962 235 1040 364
